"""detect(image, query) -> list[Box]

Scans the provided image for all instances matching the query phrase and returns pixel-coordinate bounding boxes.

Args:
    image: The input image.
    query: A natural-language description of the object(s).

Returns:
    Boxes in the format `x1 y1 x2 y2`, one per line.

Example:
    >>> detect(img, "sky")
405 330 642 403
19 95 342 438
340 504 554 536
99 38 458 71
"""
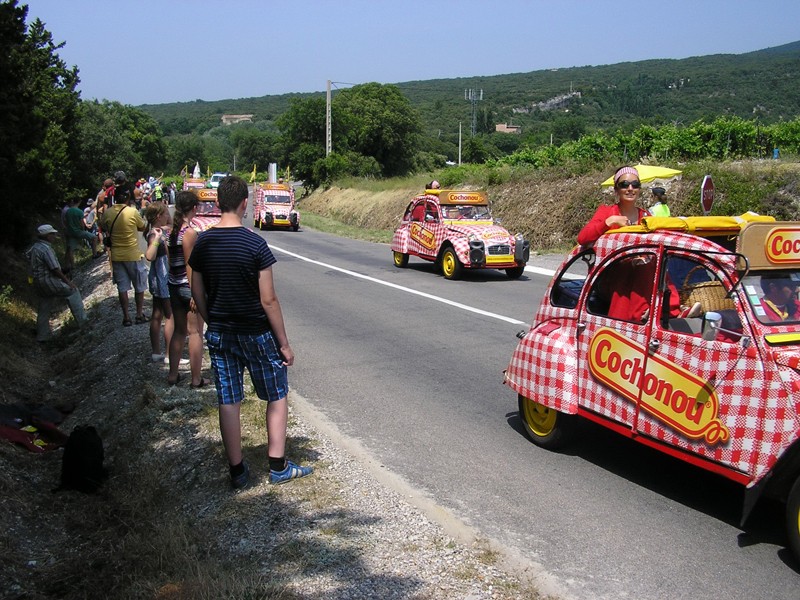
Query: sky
23 0 800 106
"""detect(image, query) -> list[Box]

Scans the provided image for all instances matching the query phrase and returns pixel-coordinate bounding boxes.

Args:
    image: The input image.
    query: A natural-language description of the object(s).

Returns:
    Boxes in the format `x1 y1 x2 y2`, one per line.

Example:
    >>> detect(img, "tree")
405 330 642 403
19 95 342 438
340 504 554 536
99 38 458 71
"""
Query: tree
333 83 421 177
0 0 80 248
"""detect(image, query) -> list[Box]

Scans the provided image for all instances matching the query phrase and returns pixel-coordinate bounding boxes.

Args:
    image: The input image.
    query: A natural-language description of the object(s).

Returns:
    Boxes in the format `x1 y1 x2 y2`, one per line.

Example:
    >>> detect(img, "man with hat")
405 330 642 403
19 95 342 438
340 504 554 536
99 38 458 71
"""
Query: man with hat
26 224 88 341
649 186 670 217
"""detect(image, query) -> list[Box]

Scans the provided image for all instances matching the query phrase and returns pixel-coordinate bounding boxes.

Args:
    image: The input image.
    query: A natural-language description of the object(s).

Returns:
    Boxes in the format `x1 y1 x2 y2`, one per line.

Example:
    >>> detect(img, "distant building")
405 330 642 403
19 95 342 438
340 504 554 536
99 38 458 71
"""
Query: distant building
221 114 254 125
495 123 522 134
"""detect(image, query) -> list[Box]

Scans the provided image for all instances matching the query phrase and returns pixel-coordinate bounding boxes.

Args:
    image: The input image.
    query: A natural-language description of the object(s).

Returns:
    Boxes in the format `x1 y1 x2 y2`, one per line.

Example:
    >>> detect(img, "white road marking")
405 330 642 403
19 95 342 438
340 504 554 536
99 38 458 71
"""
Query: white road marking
271 245 527 325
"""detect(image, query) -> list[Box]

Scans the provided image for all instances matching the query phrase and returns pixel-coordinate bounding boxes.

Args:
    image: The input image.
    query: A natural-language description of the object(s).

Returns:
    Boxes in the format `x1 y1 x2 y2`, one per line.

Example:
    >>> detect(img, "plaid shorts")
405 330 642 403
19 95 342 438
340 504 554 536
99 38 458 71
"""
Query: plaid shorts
205 330 288 405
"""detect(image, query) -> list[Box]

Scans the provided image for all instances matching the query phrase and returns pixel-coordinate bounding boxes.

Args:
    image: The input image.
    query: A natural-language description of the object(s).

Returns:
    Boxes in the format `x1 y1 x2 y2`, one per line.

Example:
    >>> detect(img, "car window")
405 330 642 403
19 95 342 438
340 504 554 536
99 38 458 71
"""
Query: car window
743 269 800 325
662 254 742 341
587 252 657 323
551 250 594 309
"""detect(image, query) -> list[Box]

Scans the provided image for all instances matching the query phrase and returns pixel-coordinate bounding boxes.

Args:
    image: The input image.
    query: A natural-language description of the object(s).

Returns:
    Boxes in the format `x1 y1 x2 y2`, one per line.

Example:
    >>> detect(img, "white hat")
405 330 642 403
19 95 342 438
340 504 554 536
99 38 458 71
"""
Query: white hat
37 224 58 236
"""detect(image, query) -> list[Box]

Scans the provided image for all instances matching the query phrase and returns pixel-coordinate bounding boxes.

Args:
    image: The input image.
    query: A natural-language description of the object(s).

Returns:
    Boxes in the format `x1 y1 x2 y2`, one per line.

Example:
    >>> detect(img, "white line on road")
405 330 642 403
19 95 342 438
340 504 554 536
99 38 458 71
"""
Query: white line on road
271 245 527 325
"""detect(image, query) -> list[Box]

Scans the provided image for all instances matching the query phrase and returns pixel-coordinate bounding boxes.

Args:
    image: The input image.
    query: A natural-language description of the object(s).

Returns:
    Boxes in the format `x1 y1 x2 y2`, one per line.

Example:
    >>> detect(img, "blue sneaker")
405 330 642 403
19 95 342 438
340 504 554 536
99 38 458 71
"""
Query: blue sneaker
269 460 313 485
230 461 250 489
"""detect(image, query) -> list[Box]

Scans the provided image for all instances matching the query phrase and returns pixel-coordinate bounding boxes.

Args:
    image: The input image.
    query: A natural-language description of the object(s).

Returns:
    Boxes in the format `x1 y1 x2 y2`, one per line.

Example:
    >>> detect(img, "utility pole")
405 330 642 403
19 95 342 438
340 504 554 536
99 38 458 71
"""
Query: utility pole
326 80 332 156
464 88 483 136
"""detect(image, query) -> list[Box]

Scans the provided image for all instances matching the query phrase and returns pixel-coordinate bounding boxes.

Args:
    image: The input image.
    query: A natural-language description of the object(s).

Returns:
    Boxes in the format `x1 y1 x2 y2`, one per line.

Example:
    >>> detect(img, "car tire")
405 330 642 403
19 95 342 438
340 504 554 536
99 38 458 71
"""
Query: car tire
393 251 409 268
505 265 525 279
518 394 575 450
787 476 800 563
441 247 463 280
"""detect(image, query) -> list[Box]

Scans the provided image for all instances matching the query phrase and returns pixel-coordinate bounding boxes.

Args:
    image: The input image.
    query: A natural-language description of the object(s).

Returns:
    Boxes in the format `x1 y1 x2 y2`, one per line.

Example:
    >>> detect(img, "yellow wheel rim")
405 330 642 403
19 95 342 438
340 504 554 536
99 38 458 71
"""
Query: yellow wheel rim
393 252 404 267
442 252 456 277
521 396 557 438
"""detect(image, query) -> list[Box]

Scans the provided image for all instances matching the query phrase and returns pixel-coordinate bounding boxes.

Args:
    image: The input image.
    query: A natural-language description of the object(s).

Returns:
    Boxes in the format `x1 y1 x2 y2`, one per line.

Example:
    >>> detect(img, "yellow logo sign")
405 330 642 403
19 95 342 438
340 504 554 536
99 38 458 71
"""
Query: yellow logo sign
194 188 217 201
446 192 482 204
766 227 800 264
588 328 729 445
410 223 436 250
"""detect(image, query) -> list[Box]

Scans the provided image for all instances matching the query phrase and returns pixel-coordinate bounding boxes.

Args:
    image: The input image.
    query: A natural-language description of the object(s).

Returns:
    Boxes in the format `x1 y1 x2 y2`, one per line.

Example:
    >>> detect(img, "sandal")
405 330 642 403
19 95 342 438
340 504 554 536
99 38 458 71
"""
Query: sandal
122 318 132 327
135 314 149 324
190 378 212 389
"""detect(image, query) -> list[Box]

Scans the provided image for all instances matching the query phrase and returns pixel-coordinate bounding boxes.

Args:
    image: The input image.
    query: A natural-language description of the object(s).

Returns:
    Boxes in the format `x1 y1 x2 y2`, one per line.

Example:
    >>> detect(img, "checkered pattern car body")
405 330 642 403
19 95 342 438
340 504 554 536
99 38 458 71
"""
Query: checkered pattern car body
391 190 529 279
505 216 800 559
188 187 220 232
254 183 298 231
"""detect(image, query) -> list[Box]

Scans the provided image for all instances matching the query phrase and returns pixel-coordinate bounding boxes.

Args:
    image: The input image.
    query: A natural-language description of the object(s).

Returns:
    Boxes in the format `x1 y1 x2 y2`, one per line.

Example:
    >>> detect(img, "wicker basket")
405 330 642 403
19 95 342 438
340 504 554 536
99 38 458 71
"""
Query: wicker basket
679 266 735 312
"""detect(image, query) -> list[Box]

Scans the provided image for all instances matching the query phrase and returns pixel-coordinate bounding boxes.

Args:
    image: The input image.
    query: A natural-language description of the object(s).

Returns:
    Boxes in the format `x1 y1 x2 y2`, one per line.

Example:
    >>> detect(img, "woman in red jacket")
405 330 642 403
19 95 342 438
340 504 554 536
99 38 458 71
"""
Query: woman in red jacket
578 166 650 246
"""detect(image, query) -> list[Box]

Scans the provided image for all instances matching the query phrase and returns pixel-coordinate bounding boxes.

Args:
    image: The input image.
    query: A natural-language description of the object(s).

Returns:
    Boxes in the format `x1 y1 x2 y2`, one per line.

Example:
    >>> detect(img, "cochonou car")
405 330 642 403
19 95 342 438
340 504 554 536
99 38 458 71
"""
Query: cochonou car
253 182 299 231
391 188 530 279
504 212 800 561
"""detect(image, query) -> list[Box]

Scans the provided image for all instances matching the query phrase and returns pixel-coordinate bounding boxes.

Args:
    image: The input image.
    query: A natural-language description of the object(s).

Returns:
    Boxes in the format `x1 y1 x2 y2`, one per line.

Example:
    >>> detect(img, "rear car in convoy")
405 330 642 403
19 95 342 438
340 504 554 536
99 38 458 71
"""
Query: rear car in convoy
253 182 299 231
391 188 529 279
188 187 220 232
504 213 800 560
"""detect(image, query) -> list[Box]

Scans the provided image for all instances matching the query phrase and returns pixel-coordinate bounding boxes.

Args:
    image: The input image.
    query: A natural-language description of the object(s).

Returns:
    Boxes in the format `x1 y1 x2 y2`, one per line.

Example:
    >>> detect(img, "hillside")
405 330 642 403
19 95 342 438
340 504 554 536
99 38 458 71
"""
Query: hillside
141 41 800 143
299 159 800 251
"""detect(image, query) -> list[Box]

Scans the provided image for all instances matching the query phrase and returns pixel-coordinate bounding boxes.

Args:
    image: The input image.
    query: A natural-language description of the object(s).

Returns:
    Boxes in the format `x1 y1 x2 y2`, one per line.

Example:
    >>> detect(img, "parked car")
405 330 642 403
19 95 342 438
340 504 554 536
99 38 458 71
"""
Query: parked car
504 213 800 561
391 188 529 279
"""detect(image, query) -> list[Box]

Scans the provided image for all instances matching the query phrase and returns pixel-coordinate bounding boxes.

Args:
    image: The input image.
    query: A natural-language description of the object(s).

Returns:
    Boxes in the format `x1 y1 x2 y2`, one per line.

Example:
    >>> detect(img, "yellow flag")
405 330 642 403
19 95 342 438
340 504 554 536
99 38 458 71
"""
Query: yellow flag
207 165 211 178
250 164 257 183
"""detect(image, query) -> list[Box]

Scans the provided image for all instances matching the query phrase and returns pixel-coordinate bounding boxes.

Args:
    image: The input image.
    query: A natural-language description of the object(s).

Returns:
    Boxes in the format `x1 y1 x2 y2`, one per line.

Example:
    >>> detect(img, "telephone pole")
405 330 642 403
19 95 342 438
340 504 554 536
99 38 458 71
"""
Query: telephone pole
464 88 483 136
326 80 332 156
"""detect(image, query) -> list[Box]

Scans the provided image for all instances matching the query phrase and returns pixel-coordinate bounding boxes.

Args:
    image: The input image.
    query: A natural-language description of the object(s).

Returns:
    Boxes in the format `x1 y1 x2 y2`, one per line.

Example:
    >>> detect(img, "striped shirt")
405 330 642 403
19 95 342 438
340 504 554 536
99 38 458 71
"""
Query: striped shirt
189 227 277 334
167 224 191 286
28 240 71 295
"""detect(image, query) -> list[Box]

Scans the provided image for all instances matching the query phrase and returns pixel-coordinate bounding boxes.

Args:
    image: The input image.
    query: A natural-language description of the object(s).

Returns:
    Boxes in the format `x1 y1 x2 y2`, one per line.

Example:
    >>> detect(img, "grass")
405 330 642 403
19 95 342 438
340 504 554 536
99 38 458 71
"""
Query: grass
300 212 394 244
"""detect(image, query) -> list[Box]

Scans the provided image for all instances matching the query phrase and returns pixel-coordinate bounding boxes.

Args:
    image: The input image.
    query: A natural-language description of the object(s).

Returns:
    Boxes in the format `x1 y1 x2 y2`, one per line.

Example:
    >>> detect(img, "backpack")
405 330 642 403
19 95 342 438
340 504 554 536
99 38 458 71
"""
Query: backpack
57 425 107 493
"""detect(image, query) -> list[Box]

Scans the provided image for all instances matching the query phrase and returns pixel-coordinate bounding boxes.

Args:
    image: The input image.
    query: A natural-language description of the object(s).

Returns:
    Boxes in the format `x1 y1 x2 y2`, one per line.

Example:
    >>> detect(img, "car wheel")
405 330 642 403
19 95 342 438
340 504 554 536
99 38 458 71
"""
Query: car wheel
292 224 299 232
518 394 575 450
441 247 463 280
393 251 409 268
505 265 525 279
787 476 800 563
257 218 265 231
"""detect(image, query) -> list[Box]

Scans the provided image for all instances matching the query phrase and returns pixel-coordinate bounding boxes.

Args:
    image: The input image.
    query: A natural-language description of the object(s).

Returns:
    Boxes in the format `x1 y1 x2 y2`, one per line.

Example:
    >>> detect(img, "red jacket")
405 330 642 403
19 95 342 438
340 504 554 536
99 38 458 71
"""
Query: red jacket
578 204 650 246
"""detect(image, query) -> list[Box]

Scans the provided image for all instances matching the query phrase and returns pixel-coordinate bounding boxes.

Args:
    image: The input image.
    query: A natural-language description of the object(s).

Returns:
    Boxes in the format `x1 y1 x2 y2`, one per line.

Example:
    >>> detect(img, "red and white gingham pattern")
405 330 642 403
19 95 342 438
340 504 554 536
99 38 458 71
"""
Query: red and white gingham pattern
390 195 519 269
505 231 800 485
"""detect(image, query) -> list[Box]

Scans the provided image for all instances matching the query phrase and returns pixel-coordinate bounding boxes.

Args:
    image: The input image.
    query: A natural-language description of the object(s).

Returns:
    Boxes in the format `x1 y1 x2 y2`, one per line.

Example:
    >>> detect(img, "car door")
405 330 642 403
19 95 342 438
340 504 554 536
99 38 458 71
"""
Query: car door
576 248 660 431
406 199 440 260
644 251 764 471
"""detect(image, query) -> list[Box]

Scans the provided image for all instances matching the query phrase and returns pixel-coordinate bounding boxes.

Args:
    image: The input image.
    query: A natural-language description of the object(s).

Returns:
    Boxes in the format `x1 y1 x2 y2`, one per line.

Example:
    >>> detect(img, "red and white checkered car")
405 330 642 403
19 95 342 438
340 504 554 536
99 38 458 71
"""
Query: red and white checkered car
504 213 800 562
391 188 529 280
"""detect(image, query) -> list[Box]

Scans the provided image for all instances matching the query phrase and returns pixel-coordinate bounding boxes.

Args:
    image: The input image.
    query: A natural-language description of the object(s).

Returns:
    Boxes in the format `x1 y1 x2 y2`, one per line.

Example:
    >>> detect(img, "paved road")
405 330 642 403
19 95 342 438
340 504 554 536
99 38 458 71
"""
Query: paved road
248 219 800 600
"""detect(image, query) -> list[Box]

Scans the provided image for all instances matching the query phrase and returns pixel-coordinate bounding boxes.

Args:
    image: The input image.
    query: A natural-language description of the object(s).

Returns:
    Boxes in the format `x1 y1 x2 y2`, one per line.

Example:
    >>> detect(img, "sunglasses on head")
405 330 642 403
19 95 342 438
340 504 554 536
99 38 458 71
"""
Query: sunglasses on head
617 180 641 189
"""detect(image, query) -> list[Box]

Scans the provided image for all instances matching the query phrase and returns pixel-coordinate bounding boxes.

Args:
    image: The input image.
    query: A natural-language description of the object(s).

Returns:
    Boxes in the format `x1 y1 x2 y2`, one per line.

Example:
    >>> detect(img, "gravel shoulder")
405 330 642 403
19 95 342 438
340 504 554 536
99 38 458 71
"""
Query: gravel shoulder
0 255 554 599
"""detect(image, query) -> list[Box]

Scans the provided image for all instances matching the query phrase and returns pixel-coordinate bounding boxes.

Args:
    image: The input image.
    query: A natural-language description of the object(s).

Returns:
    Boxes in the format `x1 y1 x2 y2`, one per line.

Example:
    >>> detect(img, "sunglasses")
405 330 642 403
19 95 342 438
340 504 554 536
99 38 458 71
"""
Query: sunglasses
616 180 641 189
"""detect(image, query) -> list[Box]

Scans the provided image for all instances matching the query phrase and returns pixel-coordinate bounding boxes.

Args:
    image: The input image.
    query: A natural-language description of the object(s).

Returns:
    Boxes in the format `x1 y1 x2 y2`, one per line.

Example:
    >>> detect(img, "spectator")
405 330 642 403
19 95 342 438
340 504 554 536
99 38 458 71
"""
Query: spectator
143 202 174 362
64 198 100 270
99 182 148 326
649 187 670 217
166 191 207 387
190 175 313 488
26 225 88 342
760 274 800 321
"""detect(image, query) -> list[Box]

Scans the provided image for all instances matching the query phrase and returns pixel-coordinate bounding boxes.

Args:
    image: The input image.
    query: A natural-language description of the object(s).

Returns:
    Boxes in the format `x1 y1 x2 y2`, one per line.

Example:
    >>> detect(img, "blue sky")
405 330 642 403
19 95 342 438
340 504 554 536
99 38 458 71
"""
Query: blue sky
24 0 800 106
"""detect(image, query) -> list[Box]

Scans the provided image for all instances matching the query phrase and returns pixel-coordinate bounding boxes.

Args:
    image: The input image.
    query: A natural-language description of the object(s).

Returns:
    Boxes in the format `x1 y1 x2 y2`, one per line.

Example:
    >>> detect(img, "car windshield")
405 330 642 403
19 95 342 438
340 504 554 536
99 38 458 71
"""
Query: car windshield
196 201 220 216
742 269 800 325
441 204 492 220
264 194 291 204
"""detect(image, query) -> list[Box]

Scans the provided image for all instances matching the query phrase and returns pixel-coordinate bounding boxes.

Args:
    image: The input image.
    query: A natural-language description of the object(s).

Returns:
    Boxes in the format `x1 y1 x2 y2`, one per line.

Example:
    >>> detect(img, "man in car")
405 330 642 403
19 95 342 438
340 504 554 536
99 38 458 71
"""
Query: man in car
760 274 800 321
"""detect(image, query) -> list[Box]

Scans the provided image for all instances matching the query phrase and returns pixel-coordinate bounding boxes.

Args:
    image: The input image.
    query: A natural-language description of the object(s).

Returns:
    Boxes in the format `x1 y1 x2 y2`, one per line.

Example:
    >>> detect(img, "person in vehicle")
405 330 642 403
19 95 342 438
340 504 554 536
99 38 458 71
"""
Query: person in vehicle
649 186 670 217
760 274 800 321
578 166 650 246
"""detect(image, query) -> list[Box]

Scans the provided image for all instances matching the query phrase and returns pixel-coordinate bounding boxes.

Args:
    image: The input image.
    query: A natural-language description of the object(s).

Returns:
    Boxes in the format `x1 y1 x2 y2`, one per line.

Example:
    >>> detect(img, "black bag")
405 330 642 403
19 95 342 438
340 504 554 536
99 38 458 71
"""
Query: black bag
58 425 107 493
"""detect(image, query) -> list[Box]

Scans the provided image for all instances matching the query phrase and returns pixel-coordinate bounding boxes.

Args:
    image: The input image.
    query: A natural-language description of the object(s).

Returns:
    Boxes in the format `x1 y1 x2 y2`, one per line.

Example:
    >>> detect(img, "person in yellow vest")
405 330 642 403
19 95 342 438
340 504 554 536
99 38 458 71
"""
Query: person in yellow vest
649 186 670 217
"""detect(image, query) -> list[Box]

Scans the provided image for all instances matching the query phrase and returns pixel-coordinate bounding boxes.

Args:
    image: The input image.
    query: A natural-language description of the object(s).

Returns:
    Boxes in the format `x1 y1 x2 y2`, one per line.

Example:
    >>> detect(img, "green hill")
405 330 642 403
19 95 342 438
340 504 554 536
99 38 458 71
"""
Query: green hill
141 40 800 144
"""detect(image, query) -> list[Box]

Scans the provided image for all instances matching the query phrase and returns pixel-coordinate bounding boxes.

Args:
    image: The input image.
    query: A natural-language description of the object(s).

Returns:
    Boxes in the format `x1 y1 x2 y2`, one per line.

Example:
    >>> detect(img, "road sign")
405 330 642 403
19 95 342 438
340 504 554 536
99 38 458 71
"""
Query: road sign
701 175 715 215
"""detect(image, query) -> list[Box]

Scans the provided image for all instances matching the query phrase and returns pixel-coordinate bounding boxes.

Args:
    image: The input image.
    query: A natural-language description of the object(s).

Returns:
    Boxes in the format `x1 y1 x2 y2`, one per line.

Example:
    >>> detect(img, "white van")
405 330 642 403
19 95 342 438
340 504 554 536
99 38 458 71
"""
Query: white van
208 172 229 189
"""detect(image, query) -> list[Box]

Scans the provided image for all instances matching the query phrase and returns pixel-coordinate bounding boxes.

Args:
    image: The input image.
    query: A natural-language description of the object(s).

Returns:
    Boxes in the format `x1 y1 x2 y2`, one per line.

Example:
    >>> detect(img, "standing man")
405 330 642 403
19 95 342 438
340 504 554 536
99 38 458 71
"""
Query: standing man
190 175 313 489
64 198 100 268
649 186 670 217
27 224 88 341
100 179 149 326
